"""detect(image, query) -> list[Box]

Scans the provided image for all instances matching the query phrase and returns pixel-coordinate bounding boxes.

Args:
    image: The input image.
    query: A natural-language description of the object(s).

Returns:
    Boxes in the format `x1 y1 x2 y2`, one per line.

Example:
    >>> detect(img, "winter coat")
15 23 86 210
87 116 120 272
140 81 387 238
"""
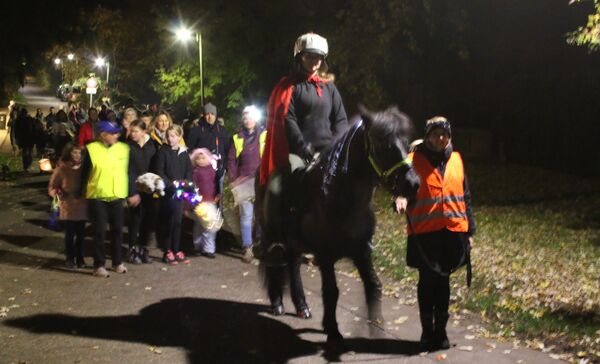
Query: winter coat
152 145 193 194
193 165 218 202
227 126 264 181
185 120 231 174
128 135 158 196
48 161 88 221
14 115 35 148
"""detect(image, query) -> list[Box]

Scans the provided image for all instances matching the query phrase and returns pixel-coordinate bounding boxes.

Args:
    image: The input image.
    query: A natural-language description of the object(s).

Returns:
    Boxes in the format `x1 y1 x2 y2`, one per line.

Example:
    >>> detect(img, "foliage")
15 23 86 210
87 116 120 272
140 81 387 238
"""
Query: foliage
371 162 600 361
567 0 600 52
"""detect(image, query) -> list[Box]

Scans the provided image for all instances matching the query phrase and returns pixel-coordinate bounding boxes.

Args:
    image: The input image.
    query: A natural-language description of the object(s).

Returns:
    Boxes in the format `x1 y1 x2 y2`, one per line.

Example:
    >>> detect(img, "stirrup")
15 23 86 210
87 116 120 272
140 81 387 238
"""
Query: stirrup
264 243 288 267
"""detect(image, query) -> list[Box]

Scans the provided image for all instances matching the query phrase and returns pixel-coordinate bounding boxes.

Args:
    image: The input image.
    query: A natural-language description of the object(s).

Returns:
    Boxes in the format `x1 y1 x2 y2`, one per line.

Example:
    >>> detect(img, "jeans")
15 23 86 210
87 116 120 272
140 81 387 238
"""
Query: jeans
88 199 124 268
63 220 85 261
239 200 254 248
193 220 217 253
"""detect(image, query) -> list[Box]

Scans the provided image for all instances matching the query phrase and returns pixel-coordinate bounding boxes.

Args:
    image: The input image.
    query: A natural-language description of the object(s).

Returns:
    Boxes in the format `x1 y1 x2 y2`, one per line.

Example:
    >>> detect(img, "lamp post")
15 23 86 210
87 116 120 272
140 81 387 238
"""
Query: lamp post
54 58 64 82
95 57 110 86
176 26 204 106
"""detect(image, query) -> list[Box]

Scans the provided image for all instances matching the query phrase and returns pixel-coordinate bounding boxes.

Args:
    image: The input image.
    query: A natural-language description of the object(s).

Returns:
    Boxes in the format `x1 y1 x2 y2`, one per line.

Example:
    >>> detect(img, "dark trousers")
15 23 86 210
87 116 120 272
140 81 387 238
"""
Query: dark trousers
64 220 85 261
128 194 159 249
157 194 184 253
21 146 33 171
417 268 450 316
88 199 124 268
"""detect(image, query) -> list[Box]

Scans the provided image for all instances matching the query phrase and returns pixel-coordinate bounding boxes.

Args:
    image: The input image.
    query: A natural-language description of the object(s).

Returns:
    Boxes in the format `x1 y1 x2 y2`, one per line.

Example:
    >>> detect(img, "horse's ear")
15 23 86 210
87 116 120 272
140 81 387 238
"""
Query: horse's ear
358 104 373 128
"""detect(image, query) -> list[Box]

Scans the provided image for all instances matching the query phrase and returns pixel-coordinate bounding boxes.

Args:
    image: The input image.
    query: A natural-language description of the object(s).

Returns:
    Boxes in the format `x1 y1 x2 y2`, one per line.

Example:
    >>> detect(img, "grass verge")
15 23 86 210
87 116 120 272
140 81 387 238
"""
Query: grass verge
371 161 600 362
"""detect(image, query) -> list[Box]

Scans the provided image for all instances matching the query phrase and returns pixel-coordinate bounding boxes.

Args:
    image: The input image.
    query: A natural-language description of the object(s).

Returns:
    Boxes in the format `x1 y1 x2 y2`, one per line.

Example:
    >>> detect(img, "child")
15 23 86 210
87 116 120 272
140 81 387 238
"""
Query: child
153 125 193 265
189 148 220 258
48 143 88 268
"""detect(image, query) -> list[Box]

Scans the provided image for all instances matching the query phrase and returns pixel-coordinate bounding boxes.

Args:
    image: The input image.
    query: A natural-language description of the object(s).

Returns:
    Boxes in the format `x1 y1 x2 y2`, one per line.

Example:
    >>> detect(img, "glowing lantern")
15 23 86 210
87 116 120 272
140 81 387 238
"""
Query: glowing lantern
39 158 53 172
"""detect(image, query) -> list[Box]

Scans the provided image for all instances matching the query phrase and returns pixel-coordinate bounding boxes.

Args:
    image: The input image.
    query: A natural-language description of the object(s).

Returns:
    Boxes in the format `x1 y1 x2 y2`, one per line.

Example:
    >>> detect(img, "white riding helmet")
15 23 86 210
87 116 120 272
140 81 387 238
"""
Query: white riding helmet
293 33 328 58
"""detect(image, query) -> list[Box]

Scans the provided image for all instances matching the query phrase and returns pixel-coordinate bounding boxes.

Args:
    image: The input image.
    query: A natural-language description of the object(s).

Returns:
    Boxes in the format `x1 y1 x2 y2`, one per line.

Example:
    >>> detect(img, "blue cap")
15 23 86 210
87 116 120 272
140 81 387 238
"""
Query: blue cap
96 120 122 134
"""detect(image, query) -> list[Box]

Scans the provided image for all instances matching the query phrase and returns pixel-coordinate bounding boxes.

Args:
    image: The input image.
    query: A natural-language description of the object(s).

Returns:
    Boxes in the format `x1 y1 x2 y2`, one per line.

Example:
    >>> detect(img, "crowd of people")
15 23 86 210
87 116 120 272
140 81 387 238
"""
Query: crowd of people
8 32 475 352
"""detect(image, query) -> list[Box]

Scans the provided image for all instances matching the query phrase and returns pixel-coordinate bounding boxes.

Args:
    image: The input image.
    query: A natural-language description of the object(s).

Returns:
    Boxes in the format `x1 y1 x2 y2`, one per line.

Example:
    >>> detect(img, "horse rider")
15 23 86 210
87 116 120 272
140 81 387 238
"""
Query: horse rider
259 32 349 266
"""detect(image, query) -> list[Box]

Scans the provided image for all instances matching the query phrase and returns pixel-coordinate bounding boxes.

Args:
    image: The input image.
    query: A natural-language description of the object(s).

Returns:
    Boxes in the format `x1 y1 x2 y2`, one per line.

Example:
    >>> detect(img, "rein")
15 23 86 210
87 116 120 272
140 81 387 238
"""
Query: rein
362 122 412 180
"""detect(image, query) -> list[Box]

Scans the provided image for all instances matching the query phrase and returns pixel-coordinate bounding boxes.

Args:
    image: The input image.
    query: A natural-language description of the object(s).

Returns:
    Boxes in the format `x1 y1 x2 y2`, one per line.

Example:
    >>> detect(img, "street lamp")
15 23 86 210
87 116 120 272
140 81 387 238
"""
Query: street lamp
67 53 74 61
54 58 61 65
176 25 204 106
95 57 110 85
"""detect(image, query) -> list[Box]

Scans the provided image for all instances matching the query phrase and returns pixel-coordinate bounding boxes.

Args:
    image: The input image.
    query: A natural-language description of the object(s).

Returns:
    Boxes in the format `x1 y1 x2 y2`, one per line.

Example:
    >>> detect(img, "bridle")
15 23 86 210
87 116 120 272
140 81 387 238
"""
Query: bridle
362 123 412 187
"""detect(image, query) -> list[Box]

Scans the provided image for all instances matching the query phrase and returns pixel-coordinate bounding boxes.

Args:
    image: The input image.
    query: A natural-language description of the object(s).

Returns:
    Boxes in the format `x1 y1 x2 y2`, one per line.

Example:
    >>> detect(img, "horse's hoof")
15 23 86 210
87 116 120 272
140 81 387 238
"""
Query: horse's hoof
296 307 312 319
271 304 285 316
325 334 346 354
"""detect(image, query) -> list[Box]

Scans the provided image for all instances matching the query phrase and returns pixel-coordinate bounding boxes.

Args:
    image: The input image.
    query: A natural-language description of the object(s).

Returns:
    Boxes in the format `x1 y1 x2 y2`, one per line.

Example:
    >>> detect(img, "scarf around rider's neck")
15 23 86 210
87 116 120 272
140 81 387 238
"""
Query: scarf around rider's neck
306 73 324 97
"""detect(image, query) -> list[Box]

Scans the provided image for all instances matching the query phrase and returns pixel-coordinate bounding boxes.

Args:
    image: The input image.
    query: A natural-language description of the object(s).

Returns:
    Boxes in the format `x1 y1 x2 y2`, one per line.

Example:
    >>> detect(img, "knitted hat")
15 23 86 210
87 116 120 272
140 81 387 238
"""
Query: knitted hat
424 116 451 137
203 103 217 116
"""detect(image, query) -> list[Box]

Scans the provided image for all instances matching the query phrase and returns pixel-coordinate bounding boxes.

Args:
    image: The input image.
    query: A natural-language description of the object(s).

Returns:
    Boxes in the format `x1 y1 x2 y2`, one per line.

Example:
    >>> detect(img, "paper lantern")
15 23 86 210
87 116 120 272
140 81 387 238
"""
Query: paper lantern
39 158 53 172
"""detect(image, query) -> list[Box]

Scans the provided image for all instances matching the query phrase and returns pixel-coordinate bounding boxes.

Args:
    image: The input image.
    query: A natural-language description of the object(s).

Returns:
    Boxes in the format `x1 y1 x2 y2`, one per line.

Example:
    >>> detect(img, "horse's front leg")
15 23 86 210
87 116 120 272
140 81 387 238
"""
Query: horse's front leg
353 245 384 327
319 259 344 350
289 253 311 318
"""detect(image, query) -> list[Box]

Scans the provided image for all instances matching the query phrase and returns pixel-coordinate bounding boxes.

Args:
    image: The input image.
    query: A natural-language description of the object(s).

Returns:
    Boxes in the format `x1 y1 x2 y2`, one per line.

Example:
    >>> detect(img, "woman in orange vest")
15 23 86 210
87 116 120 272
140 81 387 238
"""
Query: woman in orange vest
395 116 475 352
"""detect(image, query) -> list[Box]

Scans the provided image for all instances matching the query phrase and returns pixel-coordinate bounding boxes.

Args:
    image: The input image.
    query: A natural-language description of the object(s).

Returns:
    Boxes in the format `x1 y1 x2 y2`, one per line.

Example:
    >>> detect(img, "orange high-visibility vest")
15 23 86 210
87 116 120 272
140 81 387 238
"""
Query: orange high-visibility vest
407 151 469 235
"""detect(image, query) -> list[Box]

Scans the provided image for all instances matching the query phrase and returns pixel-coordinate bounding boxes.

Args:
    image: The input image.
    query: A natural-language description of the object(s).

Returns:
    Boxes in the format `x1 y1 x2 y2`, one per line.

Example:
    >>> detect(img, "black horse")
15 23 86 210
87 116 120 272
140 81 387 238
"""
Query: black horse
256 106 421 350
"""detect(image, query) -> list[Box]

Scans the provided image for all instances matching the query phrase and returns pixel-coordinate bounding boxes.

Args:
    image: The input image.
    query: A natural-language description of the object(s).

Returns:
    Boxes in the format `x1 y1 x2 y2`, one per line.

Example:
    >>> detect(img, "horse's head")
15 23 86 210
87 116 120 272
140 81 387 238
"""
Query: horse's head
359 105 420 199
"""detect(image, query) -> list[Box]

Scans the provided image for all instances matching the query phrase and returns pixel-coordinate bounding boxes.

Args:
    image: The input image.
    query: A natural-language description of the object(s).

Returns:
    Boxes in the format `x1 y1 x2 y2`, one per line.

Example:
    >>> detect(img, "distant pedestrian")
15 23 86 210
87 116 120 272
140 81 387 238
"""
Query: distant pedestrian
190 148 220 258
119 107 137 141
80 120 130 277
77 108 99 147
153 125 192 265
395 116 475 352
44 107 57 131
13 108 35 171
52 110 74 159
48 144 88 268
7 109 18 153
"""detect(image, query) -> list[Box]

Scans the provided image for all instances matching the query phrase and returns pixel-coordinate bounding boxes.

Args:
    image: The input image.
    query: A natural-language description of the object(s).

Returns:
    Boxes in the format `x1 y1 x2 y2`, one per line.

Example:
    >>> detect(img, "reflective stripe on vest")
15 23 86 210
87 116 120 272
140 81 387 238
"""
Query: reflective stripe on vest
85 141 130 200
233 130 267 159
407 151 469 235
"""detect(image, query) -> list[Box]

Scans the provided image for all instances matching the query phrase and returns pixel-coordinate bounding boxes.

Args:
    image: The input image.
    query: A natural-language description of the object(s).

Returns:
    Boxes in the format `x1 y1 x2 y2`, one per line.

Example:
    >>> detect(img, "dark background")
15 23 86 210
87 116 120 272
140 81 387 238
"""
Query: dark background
1 0 598 176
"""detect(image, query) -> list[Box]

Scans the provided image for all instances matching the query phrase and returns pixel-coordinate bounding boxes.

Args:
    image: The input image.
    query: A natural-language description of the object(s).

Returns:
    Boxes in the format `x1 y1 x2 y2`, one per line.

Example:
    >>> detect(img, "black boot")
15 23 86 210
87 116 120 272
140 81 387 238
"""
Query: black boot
419 313 435 352
434 310 450 350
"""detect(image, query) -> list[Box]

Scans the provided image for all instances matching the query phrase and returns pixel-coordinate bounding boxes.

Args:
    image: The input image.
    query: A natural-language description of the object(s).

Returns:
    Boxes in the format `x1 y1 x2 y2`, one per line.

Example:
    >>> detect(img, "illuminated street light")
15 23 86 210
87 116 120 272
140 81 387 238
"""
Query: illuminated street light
67 53 74 61
54 58 61 65
175 24 204 106
95 57 110 85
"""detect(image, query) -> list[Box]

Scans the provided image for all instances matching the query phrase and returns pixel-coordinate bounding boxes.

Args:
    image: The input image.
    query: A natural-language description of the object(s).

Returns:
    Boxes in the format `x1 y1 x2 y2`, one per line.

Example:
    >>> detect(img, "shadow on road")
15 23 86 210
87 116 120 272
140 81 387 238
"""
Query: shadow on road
6 297 420 362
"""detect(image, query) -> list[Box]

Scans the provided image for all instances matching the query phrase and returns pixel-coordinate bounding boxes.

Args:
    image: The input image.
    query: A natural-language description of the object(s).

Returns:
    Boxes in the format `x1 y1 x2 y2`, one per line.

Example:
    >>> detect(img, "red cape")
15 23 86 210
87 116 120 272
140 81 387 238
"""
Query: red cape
259 76 296 185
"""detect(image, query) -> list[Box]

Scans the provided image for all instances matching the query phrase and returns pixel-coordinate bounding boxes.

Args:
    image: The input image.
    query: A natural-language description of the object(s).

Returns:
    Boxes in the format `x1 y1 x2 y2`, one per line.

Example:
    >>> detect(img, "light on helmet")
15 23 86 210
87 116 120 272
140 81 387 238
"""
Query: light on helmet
242 105 262 123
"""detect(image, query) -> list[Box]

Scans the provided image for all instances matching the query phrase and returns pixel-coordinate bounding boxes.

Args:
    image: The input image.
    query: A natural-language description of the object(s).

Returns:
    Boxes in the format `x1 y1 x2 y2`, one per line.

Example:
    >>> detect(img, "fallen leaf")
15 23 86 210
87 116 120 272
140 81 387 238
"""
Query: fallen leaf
458 346 473 352
144 286 152 291
436 353 447 361
393 316 408 324
221 285 227 289
242 272 249 277
465 335 475 340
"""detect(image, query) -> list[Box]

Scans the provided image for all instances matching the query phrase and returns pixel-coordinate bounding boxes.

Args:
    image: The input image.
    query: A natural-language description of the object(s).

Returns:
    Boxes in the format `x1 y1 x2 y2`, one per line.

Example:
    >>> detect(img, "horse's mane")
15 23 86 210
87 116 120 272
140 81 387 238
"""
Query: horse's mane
366 106 414 142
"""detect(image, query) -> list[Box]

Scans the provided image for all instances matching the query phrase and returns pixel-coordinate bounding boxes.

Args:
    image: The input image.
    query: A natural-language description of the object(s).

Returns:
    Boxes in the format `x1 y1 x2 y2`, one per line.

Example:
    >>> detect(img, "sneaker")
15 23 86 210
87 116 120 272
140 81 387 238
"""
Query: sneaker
175 251 190 264
139 247 153 264
76 256 87 268
93 267 110 278
201 252 216 259
242 247 254 263
127 247 142 265
113 264 128 274
65 258 76 269
163 250 178 265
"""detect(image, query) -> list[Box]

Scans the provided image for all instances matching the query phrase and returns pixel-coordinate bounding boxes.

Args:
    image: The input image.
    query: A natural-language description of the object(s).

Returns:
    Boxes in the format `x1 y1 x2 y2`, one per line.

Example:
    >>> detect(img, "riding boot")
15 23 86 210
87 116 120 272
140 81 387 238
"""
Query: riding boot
434 310 450 350
419 312 435 352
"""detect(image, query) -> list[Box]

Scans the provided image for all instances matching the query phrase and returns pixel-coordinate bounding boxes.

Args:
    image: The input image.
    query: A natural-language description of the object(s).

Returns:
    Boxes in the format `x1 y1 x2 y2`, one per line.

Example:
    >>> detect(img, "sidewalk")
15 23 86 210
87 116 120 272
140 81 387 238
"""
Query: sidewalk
0 174 560 363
